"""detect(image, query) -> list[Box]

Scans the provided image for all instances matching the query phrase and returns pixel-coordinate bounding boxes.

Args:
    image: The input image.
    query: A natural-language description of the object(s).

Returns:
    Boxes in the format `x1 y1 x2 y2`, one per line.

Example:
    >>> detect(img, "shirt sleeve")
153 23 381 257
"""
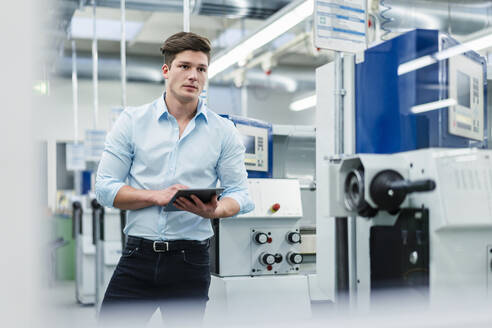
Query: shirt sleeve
216 122 255 216
95 110 134 208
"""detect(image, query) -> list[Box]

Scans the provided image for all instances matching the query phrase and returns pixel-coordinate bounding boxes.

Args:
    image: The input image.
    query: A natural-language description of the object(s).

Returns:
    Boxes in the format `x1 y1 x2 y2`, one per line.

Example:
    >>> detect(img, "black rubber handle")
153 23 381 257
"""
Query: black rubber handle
120 210 127 250
72 201 82 239
91 199 103 245
389 179 436 194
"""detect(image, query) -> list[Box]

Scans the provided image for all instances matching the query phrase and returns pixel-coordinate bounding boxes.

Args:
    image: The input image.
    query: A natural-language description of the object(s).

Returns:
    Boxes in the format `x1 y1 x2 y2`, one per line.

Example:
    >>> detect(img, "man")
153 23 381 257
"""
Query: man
95 32 254 327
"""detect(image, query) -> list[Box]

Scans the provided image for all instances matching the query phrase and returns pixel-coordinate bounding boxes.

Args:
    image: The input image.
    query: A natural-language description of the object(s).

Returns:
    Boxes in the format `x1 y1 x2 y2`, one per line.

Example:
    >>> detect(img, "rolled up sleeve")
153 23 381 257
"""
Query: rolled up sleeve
216 123 255 216
95 110 134 208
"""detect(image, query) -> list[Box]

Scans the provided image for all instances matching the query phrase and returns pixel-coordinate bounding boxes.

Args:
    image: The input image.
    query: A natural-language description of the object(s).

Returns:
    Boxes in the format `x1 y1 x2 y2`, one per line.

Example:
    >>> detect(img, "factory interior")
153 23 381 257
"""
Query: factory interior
2 0 492 327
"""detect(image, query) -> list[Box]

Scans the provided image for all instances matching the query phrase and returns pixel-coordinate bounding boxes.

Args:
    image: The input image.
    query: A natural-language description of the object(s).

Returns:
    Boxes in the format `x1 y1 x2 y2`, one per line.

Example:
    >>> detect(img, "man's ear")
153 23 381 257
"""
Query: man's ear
162 64 169 79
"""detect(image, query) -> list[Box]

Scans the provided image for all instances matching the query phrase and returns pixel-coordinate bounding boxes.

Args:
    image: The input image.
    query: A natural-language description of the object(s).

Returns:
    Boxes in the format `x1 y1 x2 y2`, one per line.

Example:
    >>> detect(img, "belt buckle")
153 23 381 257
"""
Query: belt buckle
153 241 169 252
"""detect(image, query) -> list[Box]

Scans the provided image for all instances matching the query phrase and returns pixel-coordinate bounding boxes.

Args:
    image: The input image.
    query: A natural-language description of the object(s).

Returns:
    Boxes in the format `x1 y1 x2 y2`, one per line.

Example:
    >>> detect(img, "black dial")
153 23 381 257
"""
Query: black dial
287 252 303 265
259 252 275 266
287 232 301 244
274 253 283 263
254 232 268 244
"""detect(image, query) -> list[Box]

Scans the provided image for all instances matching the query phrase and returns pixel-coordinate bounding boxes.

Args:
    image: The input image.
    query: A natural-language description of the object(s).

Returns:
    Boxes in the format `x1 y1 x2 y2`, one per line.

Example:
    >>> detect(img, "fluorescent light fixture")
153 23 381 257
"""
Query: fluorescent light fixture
398 32 492 76
410 98 456 114
70 17 143 41
290 94 316 111
209 0 314 79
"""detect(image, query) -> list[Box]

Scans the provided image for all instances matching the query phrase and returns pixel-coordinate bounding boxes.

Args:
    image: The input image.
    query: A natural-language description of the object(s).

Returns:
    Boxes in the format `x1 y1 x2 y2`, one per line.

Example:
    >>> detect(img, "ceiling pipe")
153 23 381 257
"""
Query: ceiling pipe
55 53 316 92
80 0 291 19
377 0 492 36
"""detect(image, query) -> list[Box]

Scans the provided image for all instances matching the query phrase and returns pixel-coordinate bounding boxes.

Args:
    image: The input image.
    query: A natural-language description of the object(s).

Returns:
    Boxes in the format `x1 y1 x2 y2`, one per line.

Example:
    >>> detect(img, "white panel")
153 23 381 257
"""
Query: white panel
205 275 311 324
239 179 303 218
314 0 367 53
315 62 337 302
433 150 492 227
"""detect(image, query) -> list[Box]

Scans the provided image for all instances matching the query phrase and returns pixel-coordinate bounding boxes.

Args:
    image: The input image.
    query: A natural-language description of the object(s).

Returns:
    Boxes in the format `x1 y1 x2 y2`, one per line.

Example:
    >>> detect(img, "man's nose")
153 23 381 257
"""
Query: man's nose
188 68 198 81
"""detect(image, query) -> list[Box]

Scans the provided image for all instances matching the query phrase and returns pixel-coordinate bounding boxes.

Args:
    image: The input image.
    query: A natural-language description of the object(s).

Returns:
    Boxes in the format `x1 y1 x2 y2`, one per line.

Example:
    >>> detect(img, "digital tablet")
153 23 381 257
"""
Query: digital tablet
163 188 225 212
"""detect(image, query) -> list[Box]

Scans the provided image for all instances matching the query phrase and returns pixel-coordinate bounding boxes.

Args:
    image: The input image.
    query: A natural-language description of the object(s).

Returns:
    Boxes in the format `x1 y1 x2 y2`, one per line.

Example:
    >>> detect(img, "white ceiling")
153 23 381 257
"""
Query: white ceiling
68 7 265 57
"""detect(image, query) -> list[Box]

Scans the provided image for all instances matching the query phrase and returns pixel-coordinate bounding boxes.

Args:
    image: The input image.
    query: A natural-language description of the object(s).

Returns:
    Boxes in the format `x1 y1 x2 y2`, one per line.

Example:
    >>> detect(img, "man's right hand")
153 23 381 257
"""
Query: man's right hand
113 184 189 210
150 184 189 207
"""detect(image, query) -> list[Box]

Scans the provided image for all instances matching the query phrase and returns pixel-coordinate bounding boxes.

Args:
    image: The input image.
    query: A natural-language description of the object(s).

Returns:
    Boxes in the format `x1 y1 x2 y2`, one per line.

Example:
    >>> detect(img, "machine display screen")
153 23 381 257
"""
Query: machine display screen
242 135 256 154
457 70 470 108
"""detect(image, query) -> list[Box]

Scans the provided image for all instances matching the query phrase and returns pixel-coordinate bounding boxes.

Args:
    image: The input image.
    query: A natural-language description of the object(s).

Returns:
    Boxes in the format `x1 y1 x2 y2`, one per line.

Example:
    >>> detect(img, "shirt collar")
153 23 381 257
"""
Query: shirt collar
156 93 208 123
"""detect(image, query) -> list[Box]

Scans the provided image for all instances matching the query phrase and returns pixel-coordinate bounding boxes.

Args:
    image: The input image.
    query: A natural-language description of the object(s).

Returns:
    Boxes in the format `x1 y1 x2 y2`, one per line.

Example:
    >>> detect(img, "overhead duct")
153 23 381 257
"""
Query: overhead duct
54 52 315 92
80 0 292 19
378 0 492 36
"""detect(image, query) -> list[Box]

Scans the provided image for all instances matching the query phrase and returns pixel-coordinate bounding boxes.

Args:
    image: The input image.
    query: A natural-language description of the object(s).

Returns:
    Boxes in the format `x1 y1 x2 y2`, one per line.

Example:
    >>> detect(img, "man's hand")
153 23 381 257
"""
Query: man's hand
174 194 218 219
150 184 189 207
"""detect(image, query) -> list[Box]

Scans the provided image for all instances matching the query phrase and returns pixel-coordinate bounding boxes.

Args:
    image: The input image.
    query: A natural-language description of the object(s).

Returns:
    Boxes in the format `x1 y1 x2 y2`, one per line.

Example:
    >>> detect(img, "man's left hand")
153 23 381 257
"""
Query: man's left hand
174 194 218 219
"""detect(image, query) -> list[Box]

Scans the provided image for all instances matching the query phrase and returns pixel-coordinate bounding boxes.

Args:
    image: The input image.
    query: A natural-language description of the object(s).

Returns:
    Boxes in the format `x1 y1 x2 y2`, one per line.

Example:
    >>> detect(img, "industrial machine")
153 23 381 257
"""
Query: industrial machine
72 195 122 307
354 29 487 153
327 148 492 307
72 195 96 305
93 202 123 311
205 116 316 323
315 29 489 308
206 178 311 323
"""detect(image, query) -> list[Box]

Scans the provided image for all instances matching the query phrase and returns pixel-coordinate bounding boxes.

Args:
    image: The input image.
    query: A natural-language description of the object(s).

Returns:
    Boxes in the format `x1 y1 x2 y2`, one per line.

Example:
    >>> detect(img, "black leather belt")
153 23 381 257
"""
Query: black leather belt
127 236 209 253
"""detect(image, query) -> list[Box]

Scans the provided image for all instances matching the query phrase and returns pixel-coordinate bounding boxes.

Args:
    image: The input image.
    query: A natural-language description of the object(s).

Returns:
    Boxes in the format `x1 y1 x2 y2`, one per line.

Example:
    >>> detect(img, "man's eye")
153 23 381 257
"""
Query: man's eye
199 68 207 72
180 65 189 69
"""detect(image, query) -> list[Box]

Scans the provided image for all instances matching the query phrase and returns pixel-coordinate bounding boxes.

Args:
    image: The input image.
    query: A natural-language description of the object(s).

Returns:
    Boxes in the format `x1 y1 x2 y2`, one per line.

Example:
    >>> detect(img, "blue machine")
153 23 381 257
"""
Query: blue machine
355 29 487 154
220 115 273 178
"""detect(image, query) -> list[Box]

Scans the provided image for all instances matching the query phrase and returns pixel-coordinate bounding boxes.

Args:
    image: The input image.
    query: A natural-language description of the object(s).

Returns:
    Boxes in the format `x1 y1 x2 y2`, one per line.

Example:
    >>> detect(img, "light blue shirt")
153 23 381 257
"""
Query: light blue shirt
95 94 254 241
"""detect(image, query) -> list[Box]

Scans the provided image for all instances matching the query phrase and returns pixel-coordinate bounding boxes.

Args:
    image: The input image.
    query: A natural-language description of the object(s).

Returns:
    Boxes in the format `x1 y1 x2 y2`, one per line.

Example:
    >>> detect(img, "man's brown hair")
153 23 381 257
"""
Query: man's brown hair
160 32 211 67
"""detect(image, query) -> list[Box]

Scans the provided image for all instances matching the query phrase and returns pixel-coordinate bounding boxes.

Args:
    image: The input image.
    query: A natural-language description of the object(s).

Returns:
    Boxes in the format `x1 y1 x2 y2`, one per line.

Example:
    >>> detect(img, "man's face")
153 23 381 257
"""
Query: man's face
162 50 208 104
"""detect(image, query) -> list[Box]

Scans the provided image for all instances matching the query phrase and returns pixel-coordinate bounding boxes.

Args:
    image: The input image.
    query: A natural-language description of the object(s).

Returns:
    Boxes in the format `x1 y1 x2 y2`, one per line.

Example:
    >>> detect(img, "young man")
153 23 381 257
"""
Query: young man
95 32 254 327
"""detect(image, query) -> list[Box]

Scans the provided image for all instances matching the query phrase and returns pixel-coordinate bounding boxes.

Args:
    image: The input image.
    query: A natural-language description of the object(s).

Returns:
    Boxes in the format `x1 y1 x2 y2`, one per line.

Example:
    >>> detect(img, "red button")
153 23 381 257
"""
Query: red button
267 265 273 271
271 203 280 212
267 237 272 243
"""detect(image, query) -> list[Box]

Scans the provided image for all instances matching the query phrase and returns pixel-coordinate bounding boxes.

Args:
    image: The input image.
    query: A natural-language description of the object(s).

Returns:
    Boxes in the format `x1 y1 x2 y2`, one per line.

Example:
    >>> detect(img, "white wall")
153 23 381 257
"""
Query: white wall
246 86 316 125
37 78 166 209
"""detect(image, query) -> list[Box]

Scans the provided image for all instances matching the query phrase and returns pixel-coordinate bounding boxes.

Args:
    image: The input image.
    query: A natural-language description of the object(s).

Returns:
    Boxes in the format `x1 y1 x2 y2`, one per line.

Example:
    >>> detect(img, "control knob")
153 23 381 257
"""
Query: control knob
254 232 268 244
259 252 276 266
287 232 301 244
287 252 303 265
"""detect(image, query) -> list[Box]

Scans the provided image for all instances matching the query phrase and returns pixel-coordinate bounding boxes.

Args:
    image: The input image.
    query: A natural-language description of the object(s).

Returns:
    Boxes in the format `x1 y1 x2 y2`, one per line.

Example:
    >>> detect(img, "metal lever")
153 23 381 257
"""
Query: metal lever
370 170 436 213
389 179 436 194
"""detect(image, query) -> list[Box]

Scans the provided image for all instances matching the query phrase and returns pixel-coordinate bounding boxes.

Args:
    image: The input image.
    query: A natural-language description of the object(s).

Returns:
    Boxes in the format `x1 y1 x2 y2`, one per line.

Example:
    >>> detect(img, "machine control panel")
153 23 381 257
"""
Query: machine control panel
236 123 270 173
213 178 303 277
448 54 484 141
250 227 301 275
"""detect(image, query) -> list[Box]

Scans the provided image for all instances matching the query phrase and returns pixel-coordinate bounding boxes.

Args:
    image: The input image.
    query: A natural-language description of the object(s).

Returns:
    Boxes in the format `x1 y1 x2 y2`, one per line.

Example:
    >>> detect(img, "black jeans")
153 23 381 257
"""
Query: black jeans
98 236 211 328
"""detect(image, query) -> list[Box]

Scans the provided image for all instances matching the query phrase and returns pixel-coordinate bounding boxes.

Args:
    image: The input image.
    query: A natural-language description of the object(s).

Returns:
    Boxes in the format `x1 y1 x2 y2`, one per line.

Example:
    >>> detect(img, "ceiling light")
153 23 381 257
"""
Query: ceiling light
290 93 316 111
70 17 143 41
410 98 456 114
209 0 314 79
